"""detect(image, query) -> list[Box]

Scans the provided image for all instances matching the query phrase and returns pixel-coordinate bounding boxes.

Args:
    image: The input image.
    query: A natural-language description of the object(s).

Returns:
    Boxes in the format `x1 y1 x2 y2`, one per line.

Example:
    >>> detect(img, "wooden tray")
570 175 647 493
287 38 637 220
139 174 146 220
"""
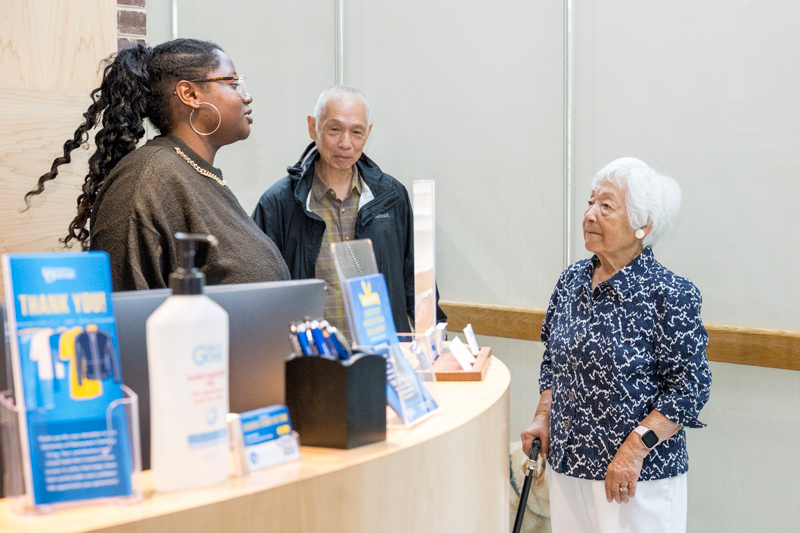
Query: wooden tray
433 346 492 381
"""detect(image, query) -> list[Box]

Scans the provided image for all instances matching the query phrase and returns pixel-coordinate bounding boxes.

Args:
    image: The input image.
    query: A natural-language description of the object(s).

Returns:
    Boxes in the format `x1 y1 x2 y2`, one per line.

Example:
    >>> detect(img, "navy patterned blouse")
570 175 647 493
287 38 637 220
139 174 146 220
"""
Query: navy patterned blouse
539 247 711 481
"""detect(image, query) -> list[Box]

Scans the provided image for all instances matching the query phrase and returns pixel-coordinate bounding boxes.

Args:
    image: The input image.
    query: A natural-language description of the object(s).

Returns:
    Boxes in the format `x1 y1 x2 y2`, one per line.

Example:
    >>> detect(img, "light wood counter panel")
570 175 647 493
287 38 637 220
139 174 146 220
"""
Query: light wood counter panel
0 359 511 532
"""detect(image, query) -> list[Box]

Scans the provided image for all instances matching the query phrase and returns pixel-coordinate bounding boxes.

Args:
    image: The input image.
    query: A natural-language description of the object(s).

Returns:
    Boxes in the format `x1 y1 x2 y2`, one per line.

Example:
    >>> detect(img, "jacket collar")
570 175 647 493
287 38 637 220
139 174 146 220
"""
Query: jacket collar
289 141 386 207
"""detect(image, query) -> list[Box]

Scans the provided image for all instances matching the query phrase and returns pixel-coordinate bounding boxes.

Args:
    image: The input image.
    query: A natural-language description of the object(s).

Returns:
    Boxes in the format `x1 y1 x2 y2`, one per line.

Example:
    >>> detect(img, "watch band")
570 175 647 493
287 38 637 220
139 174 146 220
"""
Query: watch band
633 425 659 449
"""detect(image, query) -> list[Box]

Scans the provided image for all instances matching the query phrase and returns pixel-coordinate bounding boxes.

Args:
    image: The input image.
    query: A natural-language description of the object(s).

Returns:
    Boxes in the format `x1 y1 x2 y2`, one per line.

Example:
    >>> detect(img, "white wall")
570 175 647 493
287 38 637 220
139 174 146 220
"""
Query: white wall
687 361 800 532
338 1 567 445
148 0 336 214
570 0 800 331
570 5 800 528
146 1 799 530
342 0 567 309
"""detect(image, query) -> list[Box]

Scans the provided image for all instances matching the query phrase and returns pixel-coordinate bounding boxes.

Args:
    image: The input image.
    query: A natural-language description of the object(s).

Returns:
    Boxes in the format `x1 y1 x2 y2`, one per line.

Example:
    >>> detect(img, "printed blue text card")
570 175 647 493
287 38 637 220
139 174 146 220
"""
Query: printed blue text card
2 252 134 506
231 405 300 474
344 274 438 425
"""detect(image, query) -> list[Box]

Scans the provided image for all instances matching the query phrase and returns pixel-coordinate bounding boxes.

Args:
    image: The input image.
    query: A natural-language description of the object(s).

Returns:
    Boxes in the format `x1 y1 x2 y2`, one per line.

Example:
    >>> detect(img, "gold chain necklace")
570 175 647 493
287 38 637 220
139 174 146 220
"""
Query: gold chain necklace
173 147 227 186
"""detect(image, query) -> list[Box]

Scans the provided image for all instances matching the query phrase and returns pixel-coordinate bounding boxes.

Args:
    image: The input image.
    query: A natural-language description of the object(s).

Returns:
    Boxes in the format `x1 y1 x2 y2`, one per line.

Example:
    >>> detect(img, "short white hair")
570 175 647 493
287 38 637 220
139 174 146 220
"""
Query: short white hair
312 85 371 129
591 157 681 247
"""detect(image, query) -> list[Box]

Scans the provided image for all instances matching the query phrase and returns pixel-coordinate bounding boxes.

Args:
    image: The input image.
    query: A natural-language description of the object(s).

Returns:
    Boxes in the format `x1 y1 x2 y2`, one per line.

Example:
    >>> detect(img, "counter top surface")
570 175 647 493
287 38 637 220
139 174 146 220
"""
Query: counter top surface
0 357 511 533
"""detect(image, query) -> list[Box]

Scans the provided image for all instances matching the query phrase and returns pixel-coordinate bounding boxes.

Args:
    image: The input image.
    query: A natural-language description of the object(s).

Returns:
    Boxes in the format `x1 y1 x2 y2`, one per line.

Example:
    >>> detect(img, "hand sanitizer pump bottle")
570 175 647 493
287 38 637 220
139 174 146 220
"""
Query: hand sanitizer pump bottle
146 233 230 492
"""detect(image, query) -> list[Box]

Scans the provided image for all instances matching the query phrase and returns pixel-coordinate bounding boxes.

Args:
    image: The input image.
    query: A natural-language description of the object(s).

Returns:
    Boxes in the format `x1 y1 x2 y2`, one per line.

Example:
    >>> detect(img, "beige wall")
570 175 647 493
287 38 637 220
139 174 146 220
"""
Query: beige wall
0 0 118 299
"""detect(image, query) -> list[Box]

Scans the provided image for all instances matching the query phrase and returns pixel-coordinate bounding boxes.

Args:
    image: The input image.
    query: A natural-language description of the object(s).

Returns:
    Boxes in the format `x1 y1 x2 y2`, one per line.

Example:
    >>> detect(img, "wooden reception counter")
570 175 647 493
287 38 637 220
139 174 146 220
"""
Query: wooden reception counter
0 358 510 533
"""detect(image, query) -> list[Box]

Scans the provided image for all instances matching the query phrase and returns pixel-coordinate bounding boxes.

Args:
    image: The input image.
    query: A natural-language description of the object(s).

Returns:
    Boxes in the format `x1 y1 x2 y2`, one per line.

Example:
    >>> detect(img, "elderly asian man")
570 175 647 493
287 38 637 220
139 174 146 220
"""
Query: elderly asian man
252 85 445 338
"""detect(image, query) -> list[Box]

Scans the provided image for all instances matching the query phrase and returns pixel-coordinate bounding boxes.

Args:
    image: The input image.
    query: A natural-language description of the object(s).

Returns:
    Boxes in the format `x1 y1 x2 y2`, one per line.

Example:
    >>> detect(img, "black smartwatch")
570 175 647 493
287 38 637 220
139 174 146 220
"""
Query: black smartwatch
633 425 658 449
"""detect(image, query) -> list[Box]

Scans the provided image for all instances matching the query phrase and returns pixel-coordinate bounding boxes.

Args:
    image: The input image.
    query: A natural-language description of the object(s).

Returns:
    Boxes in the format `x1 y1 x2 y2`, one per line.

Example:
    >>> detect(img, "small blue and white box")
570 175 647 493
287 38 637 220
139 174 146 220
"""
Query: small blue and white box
228 405 300 476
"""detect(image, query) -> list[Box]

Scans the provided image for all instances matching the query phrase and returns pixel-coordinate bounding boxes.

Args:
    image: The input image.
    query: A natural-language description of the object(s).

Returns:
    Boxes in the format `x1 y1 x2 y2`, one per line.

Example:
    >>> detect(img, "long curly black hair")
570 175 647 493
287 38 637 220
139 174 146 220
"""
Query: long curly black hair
24 38 223 249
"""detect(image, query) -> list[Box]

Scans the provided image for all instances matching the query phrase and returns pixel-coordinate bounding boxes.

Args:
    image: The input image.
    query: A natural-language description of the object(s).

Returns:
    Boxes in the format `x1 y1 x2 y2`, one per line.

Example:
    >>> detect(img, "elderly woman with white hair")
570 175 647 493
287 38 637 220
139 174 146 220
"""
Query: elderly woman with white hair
521 158 712 533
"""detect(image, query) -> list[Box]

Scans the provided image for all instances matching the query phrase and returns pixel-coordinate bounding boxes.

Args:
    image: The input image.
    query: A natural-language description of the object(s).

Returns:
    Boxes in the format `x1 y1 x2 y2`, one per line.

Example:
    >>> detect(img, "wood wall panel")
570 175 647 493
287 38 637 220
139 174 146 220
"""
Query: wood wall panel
0 89 94 294
0 0 117 92
441 301 800 371
441 301 545 342
0 0 117 300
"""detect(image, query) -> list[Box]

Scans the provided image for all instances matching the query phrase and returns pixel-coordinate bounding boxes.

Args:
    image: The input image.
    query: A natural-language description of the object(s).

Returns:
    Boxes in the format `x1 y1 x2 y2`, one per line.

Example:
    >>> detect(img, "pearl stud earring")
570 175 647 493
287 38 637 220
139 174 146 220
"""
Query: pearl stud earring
634 229 645 239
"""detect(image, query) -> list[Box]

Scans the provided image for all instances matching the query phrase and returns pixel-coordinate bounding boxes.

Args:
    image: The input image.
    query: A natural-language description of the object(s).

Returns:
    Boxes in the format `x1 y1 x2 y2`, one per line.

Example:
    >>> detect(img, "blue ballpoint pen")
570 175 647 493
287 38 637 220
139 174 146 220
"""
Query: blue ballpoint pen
308 320 333 358
295 322 313 356
322 321 352 361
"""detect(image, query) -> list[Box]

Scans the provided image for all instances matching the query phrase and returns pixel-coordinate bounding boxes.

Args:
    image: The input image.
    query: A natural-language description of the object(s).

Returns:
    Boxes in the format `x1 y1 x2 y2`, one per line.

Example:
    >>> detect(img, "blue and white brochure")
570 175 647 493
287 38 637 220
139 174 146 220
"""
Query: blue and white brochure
229 405 299 475
344 274 438 425
2 252 134 506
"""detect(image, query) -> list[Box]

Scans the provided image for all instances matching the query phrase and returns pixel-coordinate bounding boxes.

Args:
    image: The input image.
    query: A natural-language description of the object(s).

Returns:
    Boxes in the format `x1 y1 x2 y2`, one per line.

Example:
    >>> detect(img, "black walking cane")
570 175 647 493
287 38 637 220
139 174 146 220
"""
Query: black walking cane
512 438 541 533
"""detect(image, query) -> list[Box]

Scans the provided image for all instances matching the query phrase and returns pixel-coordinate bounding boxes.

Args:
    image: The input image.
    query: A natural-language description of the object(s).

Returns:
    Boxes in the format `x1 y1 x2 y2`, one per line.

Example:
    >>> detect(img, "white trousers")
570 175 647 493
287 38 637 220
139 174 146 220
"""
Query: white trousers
547 465 687 533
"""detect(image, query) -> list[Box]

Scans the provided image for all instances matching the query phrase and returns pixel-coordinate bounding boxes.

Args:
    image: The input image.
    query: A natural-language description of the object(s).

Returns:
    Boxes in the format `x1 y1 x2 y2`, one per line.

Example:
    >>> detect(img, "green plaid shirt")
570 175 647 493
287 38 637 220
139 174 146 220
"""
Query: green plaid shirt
308 165 362 340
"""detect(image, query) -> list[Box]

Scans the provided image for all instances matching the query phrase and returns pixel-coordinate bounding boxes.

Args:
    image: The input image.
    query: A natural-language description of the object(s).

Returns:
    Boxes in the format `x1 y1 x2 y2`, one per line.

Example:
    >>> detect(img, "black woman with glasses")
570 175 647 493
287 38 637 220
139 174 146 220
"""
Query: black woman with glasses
24 38 289 290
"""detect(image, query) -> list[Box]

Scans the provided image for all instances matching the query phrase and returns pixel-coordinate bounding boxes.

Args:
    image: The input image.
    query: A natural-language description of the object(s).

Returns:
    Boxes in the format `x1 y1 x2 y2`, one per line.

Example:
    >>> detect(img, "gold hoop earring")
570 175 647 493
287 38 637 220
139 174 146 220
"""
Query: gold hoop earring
189 102 221 136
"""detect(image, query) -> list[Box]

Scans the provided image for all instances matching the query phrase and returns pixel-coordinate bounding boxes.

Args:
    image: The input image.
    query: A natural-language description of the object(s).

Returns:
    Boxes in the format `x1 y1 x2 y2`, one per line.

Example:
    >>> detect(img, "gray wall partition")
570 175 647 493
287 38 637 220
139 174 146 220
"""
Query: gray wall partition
146 1 799 530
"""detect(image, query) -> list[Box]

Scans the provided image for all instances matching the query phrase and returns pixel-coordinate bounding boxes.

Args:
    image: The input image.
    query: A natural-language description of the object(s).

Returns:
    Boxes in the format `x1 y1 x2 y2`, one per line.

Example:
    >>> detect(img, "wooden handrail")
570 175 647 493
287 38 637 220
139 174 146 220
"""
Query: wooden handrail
439 301 800 371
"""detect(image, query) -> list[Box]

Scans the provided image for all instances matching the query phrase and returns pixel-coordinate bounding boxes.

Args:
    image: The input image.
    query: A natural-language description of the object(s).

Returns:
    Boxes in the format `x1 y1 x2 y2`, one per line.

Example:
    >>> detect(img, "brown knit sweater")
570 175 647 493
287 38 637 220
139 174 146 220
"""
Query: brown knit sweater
90 135 289 291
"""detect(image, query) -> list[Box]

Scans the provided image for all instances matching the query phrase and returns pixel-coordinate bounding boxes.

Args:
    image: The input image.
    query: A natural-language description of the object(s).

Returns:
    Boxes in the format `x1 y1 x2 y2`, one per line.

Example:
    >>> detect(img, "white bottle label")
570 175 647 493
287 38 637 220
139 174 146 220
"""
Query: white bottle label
186 343 228 448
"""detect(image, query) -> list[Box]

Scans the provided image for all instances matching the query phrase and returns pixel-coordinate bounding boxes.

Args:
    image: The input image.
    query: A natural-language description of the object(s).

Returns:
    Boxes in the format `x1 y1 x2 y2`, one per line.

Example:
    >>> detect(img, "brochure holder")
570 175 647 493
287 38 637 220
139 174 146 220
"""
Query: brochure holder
285 353 386 449
0 385 142 515
331 240 440 429
330 239 379 338
393 334 440 427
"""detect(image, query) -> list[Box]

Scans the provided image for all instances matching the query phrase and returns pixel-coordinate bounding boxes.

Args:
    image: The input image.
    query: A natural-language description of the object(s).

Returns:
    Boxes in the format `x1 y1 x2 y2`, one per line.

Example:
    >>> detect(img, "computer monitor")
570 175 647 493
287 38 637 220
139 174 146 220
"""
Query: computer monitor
0 278 324 471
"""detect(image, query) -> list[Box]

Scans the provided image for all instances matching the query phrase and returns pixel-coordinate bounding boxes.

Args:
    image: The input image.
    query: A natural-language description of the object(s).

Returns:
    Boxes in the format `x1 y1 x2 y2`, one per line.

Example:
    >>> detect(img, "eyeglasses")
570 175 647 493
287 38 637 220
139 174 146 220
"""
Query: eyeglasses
187 75 247 99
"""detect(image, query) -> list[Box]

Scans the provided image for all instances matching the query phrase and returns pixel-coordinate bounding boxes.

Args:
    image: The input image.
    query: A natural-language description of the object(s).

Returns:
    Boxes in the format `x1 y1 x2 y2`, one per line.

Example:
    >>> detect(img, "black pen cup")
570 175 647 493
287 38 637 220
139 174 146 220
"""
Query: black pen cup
285 354 387 449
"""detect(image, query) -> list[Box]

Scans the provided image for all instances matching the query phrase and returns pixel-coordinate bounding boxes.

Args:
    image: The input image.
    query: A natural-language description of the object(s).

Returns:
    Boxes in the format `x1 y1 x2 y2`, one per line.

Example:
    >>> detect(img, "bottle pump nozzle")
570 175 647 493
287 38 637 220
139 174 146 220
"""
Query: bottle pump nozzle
170 232 218 295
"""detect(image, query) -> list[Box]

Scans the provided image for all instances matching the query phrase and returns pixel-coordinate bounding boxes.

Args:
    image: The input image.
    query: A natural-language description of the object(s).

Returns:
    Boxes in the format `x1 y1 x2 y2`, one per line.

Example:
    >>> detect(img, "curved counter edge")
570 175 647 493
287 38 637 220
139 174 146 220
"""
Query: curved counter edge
0 358 511 533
